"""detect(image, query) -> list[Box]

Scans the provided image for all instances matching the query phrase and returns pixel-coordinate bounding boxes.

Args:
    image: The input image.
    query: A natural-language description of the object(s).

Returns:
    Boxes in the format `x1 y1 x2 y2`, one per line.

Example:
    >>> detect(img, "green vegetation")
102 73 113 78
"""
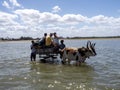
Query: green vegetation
0 36 40 41
0 36 120 41
66 36 120 39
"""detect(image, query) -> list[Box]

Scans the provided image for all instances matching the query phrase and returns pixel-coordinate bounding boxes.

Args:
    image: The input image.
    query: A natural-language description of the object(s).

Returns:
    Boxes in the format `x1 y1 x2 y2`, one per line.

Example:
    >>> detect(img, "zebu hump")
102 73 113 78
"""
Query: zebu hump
65 47 78 55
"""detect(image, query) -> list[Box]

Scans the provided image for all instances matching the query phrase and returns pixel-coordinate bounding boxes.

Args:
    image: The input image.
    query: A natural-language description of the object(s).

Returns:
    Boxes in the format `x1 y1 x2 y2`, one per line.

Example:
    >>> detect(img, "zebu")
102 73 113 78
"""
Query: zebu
61 41 97 65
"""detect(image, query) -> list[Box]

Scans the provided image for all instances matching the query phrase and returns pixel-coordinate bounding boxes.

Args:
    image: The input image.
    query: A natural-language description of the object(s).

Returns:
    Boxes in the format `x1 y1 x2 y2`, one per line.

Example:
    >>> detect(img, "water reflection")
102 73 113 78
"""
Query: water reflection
0 40 120 90
28 61 96 90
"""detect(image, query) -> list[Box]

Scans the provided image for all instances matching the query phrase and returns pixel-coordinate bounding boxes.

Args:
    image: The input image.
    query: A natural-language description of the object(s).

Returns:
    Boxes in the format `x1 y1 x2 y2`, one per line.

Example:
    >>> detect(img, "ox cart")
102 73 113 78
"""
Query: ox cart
36 47 59 63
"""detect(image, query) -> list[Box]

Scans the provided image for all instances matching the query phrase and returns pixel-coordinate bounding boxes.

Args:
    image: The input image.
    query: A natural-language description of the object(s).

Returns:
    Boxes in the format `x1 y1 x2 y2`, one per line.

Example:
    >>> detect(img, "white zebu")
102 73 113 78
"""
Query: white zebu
61 41 97 65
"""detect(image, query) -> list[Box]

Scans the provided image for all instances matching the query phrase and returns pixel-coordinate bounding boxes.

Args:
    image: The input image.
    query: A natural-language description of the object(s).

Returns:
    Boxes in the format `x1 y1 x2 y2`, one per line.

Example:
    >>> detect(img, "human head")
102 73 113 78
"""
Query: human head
54 32 56 35
53 32 57 36
44 33 47 37
60 40 64 43
50 33 53 37
31 40 34 44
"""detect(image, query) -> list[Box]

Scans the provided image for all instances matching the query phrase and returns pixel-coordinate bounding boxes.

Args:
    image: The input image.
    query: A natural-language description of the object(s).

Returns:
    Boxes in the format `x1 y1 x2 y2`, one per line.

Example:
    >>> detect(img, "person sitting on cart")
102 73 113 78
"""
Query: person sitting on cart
53 32 59 46
53 32 60 52
39 33 47 48
45 33 54 48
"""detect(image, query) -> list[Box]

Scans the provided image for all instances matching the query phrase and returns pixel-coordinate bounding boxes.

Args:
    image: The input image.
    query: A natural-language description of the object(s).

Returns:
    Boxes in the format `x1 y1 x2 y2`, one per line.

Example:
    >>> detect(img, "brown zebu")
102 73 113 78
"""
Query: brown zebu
61 41 97 65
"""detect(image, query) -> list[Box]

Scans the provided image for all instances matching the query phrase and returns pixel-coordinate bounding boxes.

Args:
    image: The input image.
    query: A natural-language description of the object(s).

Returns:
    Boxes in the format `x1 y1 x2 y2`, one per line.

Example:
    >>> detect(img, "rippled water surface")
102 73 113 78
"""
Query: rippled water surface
0 39 120 90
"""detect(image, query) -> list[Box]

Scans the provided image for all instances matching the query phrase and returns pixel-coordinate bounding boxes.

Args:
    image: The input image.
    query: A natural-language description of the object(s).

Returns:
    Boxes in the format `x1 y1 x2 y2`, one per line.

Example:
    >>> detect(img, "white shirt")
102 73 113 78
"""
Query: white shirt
31 44 36 53
53 37 59 45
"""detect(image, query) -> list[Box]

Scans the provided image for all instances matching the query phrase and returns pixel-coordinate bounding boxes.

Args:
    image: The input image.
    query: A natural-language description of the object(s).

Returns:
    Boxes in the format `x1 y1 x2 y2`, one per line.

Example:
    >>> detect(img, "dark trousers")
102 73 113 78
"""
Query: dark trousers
31 52 36 61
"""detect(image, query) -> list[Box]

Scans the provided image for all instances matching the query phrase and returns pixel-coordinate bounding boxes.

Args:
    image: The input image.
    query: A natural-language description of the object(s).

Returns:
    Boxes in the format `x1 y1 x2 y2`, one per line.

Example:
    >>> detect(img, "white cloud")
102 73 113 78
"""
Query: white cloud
0 11 18 26
14 9 40 26
9 0 21 7
0 11 21 38
2 1 11 9
52 6 61 13
2 0 23 9
0 8 120 38
90 15 107 24
62 14 87 25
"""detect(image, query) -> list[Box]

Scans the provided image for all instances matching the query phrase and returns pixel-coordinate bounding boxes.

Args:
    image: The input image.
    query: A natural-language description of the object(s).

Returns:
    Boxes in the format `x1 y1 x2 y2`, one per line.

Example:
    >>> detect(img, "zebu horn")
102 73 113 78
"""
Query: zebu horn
86 41 90 49
89 41 94 50
86 41 89 49
92 43 96 47
90 42 97 55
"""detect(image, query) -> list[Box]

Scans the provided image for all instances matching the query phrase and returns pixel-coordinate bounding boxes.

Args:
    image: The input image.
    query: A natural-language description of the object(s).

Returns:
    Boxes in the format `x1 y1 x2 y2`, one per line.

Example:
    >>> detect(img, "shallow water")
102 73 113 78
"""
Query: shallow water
0 39 120 90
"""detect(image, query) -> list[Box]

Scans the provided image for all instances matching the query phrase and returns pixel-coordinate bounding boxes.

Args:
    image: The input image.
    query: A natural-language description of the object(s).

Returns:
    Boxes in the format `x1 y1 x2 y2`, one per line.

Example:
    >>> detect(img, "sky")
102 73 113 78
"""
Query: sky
0 0 120 38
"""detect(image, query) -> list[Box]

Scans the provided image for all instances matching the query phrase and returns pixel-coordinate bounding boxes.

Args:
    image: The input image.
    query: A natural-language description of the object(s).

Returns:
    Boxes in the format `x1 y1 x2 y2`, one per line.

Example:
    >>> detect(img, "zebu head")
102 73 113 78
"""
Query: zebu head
85 41 97 57
78 41 97 58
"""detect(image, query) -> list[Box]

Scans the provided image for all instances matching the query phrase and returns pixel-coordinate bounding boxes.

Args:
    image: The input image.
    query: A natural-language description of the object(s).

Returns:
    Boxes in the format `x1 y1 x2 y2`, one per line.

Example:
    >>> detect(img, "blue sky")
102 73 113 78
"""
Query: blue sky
0 0 120 38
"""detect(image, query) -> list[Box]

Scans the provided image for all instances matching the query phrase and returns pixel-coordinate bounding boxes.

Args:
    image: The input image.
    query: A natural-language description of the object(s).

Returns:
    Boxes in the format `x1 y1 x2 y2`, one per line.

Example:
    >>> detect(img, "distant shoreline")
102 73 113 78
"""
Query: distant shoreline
64 37 120 40
0 37 120 42
0 40 31 42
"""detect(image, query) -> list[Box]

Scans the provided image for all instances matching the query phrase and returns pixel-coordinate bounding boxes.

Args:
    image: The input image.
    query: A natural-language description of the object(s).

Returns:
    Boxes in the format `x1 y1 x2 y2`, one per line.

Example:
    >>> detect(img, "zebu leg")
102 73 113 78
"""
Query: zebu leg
61 51 67 64
75 56 82 66
62 57 66 64
66 59 70 65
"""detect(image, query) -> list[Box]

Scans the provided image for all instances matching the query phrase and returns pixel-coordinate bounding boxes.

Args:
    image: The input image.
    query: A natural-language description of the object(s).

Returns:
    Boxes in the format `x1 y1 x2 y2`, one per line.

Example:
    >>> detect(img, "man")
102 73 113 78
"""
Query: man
53 32 59 46
52 32 60 52
30 40 37 61
59 40 66 50
59 39 66 58
39 33 47 48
